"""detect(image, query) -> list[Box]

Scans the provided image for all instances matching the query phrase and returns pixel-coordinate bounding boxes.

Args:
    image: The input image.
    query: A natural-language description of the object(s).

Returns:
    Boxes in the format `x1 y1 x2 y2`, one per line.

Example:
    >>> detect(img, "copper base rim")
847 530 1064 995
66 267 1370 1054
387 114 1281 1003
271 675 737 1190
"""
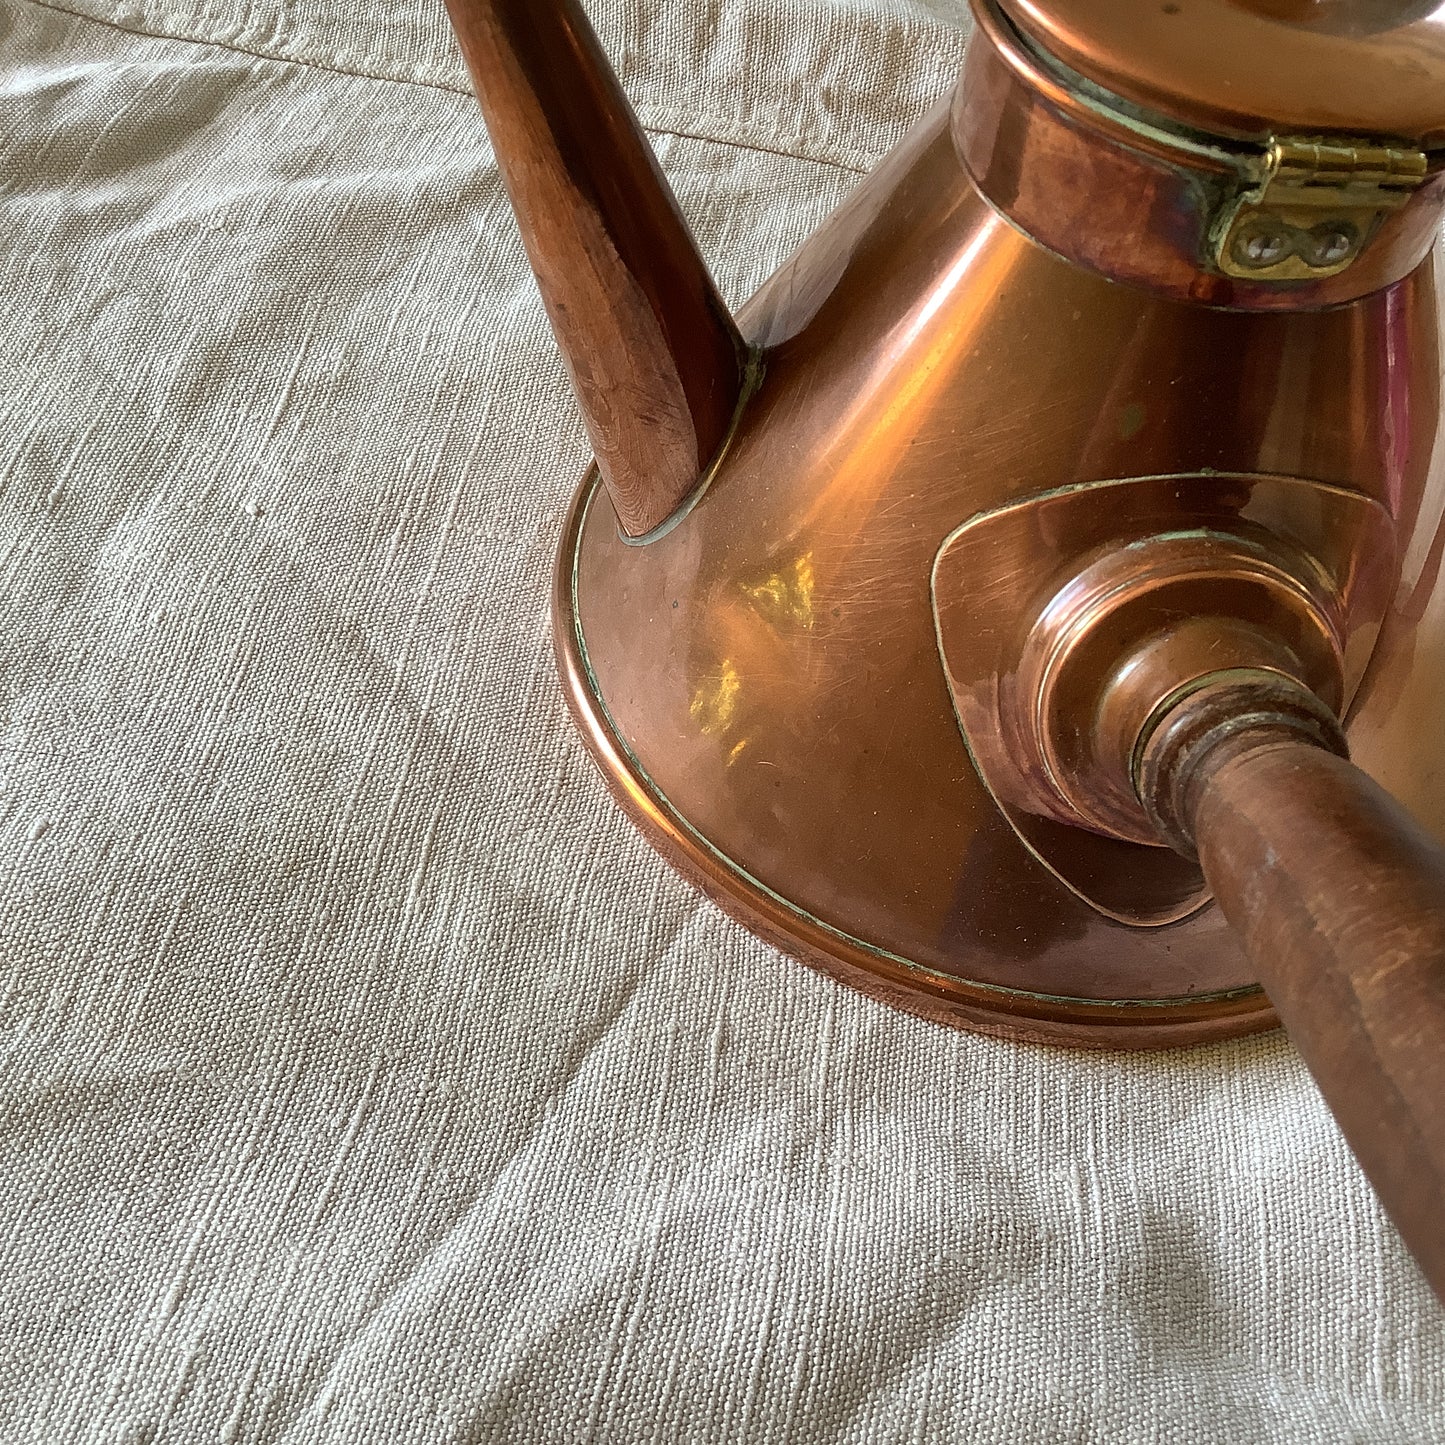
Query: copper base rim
553 472 1279 1051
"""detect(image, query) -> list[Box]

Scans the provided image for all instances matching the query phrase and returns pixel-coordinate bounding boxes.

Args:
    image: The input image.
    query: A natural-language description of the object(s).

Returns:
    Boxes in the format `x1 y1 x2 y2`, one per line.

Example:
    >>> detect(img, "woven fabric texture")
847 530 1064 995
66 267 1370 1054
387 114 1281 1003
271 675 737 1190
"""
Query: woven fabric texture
2 0 1443 1439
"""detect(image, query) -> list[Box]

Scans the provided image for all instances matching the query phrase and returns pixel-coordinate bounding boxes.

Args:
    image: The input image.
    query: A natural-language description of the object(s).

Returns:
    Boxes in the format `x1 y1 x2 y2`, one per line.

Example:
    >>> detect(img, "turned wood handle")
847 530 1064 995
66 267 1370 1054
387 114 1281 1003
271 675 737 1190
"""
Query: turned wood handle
1141 677 1445 1301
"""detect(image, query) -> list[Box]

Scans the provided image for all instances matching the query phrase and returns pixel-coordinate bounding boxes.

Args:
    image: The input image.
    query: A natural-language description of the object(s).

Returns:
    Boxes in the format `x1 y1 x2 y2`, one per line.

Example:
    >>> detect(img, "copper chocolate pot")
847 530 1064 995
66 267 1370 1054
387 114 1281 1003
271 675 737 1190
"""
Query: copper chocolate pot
442 0 1445 1301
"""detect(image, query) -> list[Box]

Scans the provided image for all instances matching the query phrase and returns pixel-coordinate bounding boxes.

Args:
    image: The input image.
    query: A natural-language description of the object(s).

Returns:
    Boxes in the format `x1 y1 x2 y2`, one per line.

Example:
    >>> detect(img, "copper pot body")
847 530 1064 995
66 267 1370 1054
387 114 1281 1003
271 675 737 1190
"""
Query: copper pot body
550 6 1444 1046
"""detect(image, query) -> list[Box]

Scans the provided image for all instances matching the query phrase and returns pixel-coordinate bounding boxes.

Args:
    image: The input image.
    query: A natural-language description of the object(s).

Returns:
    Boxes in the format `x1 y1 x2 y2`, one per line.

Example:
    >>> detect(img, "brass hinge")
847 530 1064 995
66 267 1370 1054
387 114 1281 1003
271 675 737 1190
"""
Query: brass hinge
1213 137 1428 282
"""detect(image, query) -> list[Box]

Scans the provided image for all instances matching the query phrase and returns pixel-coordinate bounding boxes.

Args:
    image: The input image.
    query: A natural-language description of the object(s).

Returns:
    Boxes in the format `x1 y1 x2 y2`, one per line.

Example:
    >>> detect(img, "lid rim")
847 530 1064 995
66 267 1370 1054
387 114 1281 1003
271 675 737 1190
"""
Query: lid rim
998 0 1445 150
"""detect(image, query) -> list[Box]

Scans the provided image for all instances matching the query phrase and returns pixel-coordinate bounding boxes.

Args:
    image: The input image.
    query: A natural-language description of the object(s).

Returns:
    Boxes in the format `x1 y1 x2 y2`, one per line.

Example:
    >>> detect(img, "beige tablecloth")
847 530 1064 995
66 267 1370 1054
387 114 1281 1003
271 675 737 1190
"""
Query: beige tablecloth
2 0 1443 1439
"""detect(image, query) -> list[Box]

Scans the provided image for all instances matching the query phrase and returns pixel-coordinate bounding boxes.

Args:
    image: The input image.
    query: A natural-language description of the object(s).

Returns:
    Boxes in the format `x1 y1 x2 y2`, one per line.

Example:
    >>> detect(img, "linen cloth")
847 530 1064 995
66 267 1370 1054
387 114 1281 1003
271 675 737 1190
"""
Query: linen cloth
1 0 1443 1439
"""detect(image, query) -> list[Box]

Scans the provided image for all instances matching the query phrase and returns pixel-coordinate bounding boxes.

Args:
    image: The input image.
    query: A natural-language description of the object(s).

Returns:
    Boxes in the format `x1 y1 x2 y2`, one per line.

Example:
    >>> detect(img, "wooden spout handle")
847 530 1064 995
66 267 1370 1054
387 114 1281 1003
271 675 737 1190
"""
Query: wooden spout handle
1140 675 1445 1302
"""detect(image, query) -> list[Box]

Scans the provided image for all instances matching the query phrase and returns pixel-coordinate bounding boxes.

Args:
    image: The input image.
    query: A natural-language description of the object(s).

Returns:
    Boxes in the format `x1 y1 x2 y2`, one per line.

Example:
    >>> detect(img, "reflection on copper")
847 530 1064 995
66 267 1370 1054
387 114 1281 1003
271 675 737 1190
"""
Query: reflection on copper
689 658 742 736
1002 0 1445 142
740 553 817 630
796 208 1010 536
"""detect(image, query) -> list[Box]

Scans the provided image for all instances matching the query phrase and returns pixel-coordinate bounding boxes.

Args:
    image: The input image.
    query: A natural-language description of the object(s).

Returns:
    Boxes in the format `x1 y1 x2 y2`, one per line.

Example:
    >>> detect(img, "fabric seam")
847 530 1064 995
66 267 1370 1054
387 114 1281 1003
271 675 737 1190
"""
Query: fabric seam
14 0 872 176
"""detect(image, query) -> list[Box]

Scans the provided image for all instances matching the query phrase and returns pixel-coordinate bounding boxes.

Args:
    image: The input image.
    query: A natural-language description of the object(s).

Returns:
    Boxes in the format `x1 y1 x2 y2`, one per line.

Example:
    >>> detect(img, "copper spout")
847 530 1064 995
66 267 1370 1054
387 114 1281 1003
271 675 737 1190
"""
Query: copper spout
444 0 749 537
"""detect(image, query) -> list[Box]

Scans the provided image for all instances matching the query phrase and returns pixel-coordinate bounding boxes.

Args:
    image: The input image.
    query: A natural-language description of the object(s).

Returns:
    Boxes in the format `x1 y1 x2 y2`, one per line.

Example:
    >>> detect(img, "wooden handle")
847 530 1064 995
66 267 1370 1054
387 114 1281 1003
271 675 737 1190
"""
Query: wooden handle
1141 678 1445 1301
443 0 747 536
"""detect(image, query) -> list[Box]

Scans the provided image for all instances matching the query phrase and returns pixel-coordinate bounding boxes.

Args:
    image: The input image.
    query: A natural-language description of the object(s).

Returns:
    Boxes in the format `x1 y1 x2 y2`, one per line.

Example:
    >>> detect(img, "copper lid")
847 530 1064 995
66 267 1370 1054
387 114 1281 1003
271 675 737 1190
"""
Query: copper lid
1000 0 1445 146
